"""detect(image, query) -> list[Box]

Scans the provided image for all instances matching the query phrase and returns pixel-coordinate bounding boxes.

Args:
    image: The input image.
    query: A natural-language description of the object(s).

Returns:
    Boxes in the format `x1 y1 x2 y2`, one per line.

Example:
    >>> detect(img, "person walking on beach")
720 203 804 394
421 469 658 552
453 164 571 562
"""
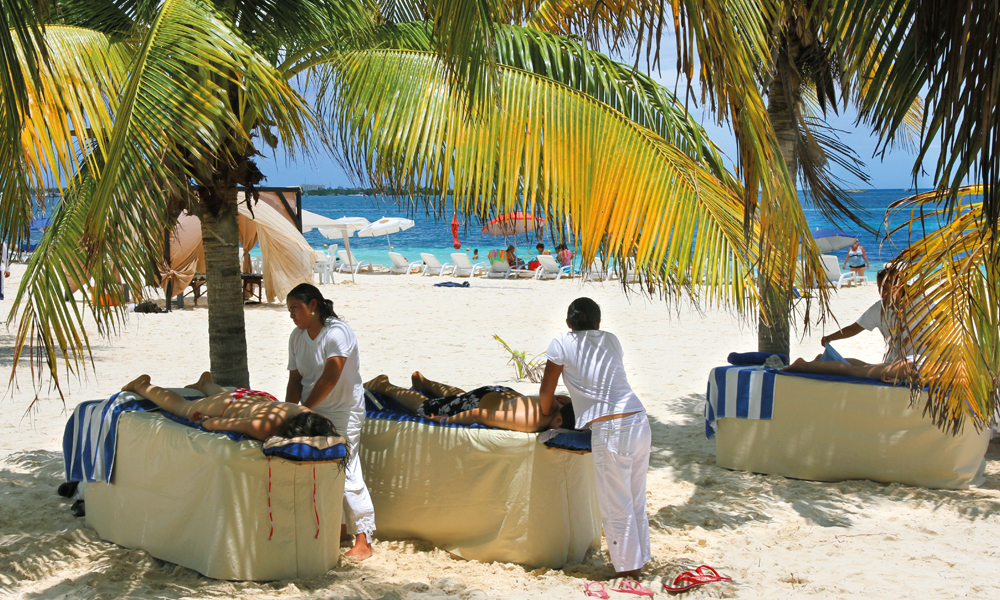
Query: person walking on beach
538 297 651 578
843 240 869 280
285 283 375 561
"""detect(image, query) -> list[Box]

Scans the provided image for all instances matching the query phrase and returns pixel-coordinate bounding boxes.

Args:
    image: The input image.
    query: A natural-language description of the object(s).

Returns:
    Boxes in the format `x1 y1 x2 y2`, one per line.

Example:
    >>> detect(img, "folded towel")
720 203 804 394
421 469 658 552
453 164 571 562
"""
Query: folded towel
727 351 788 366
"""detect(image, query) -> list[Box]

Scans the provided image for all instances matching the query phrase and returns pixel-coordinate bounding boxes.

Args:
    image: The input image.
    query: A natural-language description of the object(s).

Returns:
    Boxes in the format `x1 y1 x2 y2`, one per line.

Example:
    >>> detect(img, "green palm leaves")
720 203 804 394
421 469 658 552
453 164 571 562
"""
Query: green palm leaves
328 48 760 311
887 185 1000 430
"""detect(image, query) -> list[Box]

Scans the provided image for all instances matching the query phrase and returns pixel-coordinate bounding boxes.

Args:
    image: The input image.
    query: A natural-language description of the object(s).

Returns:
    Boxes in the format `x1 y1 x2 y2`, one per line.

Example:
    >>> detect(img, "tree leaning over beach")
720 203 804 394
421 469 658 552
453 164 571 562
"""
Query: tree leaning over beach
1 1 765 392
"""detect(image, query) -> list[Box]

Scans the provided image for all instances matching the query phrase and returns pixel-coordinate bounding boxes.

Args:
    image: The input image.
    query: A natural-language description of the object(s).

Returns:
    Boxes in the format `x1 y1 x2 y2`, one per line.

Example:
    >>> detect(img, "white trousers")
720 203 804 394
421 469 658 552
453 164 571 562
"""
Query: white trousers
590 412 652 572
319 406 376 537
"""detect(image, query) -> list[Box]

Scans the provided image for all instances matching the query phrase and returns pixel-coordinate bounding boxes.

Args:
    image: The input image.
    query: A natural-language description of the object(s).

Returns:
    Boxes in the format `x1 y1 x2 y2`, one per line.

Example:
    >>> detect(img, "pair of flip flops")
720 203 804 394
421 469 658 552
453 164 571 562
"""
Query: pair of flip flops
663 565 732 593
585 580 655 598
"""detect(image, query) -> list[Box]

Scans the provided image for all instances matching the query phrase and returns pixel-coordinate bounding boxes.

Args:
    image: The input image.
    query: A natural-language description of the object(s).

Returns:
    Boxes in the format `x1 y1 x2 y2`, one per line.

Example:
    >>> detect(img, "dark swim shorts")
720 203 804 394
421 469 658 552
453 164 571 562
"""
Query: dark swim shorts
416 386 515 417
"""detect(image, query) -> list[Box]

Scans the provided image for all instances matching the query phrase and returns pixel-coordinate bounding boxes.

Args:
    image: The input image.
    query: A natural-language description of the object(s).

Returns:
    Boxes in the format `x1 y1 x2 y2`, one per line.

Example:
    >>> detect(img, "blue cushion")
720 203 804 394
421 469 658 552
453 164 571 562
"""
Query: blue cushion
728 351 788 366
262 441 348 462
543 431 592 452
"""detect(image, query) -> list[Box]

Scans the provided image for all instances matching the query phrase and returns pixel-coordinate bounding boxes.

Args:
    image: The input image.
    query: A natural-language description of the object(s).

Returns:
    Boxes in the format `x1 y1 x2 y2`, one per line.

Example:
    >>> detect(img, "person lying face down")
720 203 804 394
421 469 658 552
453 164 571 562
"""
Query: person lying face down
782 355 916 384
363 372 575 432
121 372 337 441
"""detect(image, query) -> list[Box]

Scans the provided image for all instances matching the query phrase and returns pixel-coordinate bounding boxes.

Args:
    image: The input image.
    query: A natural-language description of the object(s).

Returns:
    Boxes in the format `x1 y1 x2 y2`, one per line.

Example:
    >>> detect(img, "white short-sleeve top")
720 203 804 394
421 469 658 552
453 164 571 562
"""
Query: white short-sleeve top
855 300 915 363
287 318 364 428
545 330 644 429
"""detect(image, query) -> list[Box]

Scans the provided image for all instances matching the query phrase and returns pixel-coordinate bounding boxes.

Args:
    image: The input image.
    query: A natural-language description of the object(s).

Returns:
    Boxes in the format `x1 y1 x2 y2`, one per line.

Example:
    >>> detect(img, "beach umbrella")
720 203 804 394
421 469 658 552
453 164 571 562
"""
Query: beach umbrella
30 216 51 231
811 228 858 253
451 214 461 249
357 216 415 248
299 209 341 233
320 216 372 282
482 212 546 237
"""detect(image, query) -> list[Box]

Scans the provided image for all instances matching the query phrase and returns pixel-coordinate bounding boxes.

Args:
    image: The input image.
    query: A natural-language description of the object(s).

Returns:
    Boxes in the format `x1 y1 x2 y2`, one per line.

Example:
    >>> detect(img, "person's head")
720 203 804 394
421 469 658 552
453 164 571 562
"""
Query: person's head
536 243 545 253
555 400 576 430
278 411 338 439
876 265 902 304
851 240 860 250
473 248 479 255
507 244 515 253
286 283 338 329
566 297 601 331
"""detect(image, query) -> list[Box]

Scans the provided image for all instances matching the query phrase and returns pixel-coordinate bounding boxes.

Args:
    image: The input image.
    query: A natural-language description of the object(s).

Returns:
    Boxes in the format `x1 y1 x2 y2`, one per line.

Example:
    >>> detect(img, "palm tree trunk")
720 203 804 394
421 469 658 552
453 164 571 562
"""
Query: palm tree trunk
758 57 799 356
200 188 250 387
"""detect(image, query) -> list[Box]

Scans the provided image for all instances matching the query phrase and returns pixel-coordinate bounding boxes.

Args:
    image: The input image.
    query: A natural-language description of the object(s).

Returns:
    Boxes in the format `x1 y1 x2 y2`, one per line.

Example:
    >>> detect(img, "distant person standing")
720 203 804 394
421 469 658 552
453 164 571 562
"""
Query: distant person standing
844 240 869 280
0 240 8 300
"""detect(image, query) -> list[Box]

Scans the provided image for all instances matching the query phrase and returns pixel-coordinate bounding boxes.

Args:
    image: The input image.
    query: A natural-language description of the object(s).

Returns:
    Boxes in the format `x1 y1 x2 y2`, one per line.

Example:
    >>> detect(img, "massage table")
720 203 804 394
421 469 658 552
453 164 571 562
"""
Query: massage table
360 403 602 568
78 408 346 581
707 365 990 489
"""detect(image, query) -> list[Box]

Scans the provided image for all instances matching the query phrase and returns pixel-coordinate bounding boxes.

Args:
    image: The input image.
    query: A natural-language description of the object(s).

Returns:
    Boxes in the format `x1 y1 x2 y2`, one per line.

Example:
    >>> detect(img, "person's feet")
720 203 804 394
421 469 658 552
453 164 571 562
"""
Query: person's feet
122 375 151 394
363 375 390 394
411 371 427 390
184 371 213 392
344 532 373 561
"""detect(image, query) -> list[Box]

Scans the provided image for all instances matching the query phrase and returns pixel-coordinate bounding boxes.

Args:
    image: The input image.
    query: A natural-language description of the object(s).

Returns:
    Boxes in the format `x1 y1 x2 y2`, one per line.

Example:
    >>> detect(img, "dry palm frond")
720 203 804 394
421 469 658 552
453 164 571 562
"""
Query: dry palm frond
885 185 1000 432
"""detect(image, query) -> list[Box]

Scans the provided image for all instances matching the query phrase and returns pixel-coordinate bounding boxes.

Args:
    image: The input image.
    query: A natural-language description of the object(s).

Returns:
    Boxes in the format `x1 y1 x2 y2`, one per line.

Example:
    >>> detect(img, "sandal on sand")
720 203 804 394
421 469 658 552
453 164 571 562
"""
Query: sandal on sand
663 565 732 593
612 580 655 596
585 581 610 599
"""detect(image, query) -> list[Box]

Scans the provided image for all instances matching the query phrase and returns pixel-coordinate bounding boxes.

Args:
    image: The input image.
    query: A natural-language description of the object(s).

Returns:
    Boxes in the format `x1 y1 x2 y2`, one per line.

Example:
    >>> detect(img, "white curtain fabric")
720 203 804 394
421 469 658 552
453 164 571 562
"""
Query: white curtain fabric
237 197 314 302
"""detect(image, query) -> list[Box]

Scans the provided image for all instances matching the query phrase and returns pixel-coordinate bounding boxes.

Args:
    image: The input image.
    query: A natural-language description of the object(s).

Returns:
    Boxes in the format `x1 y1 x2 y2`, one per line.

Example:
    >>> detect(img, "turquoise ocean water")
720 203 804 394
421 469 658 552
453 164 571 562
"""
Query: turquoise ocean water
300 190 919 278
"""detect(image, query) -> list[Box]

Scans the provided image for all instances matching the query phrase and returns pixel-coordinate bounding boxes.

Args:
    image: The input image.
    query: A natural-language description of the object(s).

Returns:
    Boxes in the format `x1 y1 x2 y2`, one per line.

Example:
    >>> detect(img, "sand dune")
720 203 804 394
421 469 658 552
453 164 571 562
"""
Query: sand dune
2 263 997 599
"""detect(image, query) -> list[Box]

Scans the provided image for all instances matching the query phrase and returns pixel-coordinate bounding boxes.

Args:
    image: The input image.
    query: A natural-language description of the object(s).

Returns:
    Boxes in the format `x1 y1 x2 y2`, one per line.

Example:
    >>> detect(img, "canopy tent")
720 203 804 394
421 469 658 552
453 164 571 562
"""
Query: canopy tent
160 193 315 303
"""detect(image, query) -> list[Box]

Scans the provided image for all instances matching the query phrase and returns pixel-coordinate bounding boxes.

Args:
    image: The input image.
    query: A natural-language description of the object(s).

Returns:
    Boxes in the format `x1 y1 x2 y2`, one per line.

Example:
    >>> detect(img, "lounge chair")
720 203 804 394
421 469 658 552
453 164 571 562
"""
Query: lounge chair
820 255 854 290
534 254 568 280
583 258 610 281
451 253 487 277
337 249 373 274
486 259 514 279
420 253 455 276
388 252 423 274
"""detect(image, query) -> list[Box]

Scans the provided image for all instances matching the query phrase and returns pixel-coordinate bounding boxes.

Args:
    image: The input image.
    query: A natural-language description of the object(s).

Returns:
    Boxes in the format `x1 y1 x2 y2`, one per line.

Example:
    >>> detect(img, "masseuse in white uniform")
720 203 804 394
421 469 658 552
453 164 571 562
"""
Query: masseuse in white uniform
285 283 375 560
539 297 651 578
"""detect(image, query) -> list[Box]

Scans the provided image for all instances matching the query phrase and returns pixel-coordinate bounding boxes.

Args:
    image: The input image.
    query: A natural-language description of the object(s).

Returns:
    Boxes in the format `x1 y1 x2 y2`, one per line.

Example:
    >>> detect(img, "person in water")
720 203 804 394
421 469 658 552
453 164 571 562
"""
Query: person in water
121 372 337 441
364 372 575 432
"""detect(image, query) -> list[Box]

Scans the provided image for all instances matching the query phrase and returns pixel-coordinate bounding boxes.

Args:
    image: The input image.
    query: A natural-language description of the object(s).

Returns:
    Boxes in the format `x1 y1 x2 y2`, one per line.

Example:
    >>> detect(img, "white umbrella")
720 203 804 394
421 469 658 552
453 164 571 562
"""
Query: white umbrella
300 209 341 233
319 216 372 282
811 228 858 253
357 216 415 248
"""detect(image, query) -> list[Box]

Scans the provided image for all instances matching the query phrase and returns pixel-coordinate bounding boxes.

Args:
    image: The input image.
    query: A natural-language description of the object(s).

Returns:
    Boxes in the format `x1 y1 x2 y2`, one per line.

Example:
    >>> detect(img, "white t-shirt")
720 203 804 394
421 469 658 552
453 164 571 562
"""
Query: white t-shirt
855 300 916 363
287 318 364 430
545 330 644 429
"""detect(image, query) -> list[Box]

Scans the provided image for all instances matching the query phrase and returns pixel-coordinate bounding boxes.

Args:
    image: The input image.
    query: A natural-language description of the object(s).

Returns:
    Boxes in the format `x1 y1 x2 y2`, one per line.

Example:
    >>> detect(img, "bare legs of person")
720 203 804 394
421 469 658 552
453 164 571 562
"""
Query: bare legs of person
783 357 915 384
363 372 465 414
338 525 372 560
121 374 231 420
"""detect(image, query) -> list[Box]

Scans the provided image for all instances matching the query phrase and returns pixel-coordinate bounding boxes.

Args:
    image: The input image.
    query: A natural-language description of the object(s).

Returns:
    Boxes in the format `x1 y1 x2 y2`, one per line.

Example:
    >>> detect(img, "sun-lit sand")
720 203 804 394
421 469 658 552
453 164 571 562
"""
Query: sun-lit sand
2 262 998 599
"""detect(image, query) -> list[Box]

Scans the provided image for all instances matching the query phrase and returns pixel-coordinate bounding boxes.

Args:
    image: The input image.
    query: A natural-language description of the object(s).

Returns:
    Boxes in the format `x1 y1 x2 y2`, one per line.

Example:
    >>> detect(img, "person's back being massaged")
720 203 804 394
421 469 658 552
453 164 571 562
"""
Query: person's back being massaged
363 372 575 432
121 372 337 441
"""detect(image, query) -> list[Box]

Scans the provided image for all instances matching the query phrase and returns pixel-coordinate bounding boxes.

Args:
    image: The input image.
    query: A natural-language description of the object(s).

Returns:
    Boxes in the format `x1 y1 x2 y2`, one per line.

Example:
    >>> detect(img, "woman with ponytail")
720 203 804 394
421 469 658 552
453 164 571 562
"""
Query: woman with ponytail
285 283 375 560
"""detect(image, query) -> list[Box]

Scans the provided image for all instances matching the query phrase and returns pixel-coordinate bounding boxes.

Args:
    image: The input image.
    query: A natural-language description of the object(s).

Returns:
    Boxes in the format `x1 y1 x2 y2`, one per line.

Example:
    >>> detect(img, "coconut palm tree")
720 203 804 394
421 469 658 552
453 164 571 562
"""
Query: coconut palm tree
2 1 764 393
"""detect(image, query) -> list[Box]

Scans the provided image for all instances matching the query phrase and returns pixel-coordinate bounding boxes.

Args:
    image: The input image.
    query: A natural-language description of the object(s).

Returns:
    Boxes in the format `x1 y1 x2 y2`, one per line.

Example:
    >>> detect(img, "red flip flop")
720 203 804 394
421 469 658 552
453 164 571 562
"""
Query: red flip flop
663 565 732 593
612 580 655 596
585 581 610 599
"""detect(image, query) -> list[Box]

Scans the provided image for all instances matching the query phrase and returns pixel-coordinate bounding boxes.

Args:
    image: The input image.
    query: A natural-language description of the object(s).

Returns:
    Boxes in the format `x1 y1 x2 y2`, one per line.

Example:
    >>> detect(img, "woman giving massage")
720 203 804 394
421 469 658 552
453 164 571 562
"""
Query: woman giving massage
120 372 336 441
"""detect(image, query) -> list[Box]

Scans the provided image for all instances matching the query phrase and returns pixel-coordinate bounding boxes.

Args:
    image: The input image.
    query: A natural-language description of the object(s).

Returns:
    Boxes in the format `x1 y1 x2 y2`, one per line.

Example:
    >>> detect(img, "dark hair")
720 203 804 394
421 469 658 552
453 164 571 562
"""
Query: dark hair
536 243 545 249
507 244 515 251
279 412 338 439
567 297 601 331
559 402 576 428
287 283 338 321
473 248 478 253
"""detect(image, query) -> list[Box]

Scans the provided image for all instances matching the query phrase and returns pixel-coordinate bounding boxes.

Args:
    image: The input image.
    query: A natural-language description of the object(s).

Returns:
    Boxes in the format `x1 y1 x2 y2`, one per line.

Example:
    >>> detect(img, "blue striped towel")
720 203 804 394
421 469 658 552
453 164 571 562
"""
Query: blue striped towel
63 392 158 484
705 365 777 439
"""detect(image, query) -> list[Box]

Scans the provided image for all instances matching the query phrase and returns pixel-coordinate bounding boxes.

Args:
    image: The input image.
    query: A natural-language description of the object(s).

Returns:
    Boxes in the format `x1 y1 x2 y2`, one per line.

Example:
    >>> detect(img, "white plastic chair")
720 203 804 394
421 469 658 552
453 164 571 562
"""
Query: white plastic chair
388 252 423 274
534 255 567 280
583 258 610 281
820 255 854 290
337 249 373 274
420 253 455 276
451 253 487 277
311 250 336 284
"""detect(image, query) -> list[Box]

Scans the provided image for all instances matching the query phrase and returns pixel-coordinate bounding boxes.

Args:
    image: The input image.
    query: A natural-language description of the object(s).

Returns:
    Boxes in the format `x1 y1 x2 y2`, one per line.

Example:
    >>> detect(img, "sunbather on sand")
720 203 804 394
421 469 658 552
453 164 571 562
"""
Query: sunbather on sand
783 356 916 384
363 372 574 432
121 373 337 441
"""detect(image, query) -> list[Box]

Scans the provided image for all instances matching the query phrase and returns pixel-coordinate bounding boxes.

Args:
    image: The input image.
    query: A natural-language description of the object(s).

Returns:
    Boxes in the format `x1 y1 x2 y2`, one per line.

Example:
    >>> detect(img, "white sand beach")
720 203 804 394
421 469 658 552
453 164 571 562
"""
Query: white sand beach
1 263 998 599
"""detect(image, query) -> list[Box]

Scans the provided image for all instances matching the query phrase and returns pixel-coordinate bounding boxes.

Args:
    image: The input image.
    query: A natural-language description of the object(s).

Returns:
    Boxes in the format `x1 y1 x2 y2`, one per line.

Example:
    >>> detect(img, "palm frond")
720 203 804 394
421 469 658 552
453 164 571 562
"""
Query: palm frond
884 185 1000 431
324 49 762 313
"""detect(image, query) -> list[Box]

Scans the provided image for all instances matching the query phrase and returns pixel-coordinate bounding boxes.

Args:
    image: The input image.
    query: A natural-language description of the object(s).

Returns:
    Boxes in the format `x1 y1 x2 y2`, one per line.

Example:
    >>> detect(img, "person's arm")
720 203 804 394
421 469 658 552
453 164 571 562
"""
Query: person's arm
538 360 564 417
821 322 864 347
300 356 347 409
843 255 849 269
286 370 303 404
200 416 270 439
861 246 869 266
427 408 538 432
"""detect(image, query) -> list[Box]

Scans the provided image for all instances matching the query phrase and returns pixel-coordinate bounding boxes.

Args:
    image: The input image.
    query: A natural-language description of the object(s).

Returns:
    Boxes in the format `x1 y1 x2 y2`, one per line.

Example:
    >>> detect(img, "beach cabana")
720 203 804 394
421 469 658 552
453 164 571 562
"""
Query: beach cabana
159 194 315 303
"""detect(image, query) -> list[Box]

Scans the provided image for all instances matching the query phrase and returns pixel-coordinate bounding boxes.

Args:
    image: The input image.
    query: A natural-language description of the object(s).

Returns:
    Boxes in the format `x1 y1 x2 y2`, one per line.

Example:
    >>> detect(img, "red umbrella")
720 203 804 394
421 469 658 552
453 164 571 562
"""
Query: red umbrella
451 213 461 249
481 212 546 236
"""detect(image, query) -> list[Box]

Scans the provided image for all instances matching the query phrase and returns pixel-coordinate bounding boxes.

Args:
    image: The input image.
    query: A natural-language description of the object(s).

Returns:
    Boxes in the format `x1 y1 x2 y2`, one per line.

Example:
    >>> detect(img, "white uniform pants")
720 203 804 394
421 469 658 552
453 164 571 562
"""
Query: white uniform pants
590 412 652 572
319 406 376 537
